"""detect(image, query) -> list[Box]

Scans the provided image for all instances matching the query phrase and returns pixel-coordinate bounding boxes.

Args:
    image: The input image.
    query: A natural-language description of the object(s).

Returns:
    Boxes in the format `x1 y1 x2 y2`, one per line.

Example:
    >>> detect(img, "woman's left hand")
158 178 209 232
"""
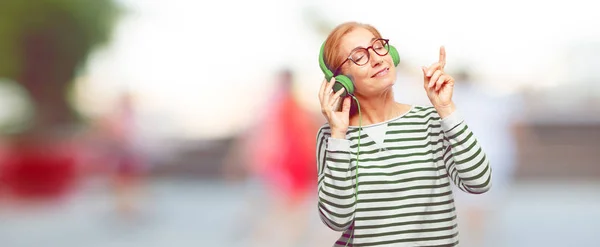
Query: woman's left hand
422 46 456 118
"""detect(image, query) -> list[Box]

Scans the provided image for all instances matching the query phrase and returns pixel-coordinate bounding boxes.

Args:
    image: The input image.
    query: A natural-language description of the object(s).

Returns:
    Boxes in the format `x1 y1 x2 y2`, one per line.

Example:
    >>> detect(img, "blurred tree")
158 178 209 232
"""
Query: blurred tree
0 0 120 138
0 0 121 200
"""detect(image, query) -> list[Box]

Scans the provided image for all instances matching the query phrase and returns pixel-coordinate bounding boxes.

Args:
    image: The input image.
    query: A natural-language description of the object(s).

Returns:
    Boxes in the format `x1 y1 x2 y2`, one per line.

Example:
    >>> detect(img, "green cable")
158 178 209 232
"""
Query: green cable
354 96 361 202
344 95 361 247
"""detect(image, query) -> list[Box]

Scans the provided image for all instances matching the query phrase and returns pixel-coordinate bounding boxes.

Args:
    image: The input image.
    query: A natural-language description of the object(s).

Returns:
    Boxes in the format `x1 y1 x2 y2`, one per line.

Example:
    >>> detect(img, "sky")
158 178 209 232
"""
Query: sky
71 0 600 140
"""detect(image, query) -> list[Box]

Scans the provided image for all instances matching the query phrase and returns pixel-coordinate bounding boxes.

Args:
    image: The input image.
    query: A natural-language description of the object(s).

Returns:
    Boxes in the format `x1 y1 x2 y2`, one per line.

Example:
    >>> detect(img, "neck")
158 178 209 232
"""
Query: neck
350 89 401 126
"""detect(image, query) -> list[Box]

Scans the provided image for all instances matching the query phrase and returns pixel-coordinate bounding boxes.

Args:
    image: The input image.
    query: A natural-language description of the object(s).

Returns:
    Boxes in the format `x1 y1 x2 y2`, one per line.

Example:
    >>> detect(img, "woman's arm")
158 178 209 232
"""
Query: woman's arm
439 111 492 194
316 126 357 231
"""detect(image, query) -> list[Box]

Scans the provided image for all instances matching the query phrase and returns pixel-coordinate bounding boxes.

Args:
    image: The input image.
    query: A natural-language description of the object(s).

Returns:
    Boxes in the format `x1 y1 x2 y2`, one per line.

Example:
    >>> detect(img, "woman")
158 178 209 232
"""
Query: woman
316 22 492 246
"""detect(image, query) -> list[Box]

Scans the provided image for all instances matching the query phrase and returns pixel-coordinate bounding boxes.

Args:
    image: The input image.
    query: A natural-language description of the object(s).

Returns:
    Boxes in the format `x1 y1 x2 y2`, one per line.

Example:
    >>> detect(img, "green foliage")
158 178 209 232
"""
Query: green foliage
0 0 121 80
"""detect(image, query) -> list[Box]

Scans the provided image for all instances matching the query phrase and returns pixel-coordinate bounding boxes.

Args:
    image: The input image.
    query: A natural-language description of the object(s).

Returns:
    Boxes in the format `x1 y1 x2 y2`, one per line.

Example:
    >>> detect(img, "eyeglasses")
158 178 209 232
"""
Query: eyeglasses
334 38 390 76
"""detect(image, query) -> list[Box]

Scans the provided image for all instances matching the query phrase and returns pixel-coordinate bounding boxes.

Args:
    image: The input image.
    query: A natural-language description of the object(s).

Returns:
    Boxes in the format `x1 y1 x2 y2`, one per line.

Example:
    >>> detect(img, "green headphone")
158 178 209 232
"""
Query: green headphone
318 40 400 97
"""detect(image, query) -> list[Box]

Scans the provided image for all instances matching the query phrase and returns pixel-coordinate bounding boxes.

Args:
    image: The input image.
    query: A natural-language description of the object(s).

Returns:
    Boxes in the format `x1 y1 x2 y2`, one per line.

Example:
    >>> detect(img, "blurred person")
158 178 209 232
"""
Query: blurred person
95 92 147 220
223 69 321 246
449 69 524 247
316 22 492 246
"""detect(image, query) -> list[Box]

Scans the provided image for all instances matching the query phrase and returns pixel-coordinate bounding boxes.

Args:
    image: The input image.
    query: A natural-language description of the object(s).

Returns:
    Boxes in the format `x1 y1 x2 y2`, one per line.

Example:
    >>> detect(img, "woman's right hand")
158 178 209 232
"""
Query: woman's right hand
319 77 351 139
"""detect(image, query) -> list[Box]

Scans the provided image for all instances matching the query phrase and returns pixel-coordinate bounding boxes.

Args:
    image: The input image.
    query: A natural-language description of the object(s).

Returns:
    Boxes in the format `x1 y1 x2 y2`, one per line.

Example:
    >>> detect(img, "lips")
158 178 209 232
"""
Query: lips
371 67 389 78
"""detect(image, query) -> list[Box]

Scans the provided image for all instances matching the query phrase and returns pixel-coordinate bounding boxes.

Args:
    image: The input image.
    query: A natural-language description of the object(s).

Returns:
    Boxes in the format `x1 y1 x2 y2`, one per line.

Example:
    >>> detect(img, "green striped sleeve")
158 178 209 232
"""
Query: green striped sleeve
440 111 492 194
316 126 357 231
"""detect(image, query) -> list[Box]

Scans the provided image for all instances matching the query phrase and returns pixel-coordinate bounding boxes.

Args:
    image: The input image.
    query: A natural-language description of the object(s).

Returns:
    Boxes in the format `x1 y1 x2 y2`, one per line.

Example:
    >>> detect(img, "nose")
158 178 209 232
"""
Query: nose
369 48 382 67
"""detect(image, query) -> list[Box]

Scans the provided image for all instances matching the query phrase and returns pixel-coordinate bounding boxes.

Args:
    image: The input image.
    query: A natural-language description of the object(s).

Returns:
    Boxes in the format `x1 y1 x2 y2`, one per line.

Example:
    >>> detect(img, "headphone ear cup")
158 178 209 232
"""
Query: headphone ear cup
320 41 355 97
333 75 354 97
388 45 400 67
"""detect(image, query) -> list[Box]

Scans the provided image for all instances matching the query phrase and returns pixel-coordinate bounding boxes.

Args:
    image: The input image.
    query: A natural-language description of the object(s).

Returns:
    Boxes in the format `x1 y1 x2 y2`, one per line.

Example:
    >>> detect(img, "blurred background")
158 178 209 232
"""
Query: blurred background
0 0 599 246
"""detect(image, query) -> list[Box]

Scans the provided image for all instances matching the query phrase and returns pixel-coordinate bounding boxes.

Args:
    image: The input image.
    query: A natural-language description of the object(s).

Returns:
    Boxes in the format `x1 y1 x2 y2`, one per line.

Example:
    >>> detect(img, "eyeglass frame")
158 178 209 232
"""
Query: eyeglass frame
333 38 390 76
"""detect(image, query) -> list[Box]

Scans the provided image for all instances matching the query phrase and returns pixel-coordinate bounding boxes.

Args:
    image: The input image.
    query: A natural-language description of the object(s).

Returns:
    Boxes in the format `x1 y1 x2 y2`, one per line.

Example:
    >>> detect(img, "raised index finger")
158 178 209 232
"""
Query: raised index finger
439 46 446 69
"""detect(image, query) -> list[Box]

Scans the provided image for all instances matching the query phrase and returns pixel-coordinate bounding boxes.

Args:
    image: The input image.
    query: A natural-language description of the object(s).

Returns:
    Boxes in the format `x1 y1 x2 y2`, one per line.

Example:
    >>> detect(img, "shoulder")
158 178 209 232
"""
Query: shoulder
404 105 441 119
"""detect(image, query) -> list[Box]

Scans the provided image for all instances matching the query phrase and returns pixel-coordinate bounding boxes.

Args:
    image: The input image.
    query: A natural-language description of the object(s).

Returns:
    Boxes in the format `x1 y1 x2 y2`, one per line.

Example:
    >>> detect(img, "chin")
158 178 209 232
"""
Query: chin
375 76 395 87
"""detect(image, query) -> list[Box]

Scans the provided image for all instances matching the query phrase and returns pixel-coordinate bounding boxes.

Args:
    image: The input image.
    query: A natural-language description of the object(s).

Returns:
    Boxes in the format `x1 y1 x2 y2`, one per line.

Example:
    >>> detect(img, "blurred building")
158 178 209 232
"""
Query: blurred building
514 41 600 180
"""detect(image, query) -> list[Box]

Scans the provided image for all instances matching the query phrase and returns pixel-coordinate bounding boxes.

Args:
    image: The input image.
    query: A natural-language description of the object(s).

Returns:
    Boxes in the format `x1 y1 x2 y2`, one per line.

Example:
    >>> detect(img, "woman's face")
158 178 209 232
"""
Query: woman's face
337 27 396 97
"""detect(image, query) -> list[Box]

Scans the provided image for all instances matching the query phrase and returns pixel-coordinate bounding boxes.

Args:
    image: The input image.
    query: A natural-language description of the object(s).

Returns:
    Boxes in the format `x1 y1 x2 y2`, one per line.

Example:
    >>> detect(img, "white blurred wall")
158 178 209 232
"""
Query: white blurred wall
71 0 600 140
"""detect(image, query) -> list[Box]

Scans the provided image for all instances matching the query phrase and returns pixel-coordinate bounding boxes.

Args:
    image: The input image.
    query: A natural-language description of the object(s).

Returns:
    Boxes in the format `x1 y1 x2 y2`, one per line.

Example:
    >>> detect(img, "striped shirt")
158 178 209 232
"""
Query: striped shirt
316 105 492 247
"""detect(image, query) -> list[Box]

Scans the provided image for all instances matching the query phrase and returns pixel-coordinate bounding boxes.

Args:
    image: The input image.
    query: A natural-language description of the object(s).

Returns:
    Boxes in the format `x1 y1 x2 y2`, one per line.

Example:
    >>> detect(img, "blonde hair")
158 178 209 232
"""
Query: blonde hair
323 22 383 73
323 22 384 116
